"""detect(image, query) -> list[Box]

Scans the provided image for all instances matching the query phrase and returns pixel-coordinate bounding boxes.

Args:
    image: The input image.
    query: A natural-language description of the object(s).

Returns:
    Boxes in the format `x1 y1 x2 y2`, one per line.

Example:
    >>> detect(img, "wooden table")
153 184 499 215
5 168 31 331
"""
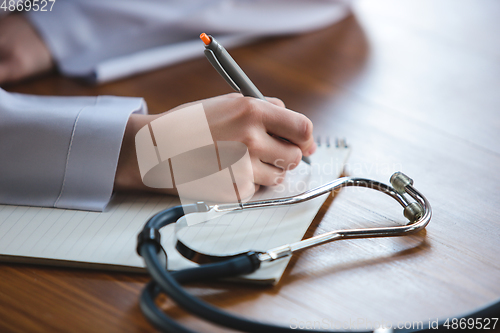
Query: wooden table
1 0 499 331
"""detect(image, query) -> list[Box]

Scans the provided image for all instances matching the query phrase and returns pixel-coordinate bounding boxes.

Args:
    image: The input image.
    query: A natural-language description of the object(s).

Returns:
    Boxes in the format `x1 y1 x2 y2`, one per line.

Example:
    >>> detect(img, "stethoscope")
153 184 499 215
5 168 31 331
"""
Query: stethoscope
136 172 499 333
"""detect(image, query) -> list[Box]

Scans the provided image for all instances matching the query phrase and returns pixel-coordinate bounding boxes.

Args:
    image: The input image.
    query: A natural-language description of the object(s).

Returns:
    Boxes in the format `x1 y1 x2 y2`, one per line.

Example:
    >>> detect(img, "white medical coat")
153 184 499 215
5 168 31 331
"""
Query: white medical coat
26 0 351 81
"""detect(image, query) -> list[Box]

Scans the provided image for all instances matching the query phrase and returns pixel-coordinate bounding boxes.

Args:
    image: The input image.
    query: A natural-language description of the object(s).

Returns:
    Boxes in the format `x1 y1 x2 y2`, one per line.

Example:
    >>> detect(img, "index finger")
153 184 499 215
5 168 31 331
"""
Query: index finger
262 103 316 155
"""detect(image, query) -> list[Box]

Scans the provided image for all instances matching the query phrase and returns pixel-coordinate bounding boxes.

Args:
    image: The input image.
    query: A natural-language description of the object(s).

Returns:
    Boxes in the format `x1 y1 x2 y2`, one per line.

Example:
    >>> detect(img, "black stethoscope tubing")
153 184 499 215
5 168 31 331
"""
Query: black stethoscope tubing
137 204 500 333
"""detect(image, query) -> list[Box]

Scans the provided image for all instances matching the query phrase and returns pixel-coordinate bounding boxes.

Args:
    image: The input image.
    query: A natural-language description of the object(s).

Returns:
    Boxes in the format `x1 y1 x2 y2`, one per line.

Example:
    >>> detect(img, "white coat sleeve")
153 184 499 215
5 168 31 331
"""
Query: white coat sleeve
25 0 351 79
0 88 147 211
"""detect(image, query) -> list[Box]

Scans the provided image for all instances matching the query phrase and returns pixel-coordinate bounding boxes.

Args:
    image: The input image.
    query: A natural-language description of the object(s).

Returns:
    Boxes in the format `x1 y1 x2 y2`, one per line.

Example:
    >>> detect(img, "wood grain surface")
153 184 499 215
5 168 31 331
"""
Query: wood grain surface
1 0 499 332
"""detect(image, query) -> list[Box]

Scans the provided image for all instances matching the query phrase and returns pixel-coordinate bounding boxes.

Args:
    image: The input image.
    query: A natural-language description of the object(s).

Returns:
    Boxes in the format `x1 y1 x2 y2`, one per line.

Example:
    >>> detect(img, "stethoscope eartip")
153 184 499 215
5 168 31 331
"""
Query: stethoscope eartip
404 202 424 224
390 172 413 194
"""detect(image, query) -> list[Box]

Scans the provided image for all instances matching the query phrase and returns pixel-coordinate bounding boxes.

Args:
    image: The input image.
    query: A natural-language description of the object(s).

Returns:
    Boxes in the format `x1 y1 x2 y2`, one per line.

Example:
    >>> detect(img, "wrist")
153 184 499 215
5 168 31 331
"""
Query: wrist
114 114 152 192
115 113 179 196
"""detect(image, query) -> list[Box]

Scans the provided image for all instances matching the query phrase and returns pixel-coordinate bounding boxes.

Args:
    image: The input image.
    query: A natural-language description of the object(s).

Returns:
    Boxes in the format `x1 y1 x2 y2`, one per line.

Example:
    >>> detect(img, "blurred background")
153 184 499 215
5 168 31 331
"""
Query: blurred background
1 0 499 332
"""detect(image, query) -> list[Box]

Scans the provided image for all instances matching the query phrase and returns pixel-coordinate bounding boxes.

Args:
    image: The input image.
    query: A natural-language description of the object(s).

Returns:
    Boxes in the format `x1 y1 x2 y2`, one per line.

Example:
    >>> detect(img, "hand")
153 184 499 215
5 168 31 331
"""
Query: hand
0 14 54 84
115 93 316 196
198 93 316 185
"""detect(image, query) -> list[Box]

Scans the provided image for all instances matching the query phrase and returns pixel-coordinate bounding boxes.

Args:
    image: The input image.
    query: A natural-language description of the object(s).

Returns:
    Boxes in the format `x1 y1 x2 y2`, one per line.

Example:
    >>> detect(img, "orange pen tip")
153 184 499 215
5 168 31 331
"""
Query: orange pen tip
200 33 211 45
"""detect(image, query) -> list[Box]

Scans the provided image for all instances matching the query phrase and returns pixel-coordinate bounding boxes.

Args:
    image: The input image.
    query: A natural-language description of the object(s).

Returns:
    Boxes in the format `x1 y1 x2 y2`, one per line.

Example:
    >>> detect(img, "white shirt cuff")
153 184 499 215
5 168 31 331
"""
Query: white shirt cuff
54 96 146 211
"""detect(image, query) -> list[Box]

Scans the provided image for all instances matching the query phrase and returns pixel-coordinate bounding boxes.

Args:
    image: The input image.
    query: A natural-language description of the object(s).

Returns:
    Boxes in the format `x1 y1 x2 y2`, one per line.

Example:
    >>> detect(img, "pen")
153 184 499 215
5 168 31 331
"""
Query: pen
200 33 311 164
200 33 265 100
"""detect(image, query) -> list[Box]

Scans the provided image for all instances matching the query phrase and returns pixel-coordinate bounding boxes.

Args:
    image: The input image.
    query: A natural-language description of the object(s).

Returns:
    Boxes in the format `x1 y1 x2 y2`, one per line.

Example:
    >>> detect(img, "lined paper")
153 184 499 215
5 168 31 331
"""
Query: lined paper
0 146 350 282
0 193 178 268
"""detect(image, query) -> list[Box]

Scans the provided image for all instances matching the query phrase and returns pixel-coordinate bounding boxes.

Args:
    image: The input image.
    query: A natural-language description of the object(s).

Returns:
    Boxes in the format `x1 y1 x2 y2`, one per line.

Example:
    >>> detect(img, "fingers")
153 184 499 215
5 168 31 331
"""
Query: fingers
249 131 302 187
199 94 316 189
252 157 285 187
257 133 302 171
261 102 316 156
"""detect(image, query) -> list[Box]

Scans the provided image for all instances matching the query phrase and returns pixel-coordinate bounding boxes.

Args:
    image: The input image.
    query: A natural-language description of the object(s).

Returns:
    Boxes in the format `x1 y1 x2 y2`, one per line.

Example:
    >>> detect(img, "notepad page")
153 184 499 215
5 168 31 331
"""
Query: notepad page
0 193 179 268
0 145 350 282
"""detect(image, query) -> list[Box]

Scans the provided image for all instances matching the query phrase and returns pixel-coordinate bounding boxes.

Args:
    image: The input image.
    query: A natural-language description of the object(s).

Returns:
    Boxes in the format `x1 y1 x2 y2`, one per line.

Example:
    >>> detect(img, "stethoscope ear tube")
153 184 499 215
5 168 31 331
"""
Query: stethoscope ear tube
140 279 195 333
140 243 329 333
